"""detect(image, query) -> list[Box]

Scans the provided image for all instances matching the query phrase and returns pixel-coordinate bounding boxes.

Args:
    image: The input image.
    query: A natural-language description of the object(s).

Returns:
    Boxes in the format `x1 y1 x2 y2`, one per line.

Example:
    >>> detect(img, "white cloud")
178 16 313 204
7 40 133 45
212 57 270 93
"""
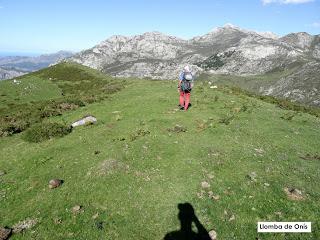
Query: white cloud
262 0 314 5
310 22 320 27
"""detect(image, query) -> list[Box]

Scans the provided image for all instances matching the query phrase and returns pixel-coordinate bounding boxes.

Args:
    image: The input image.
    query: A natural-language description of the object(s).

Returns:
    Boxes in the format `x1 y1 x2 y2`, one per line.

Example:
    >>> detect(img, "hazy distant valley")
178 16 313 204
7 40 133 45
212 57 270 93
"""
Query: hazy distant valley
0 51 73 80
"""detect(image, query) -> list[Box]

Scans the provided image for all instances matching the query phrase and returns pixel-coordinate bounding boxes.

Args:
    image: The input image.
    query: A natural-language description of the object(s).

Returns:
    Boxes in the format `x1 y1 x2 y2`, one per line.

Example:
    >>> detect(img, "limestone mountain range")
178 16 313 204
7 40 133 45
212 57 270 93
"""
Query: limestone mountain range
68 24 320 106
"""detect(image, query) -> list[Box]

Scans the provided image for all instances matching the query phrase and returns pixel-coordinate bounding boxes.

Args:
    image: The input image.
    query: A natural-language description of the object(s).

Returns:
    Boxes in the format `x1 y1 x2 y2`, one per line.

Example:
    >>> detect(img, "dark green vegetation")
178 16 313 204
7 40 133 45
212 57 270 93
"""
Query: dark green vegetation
0 64 319 239
22 122 72 143
196 54 224 70
195 50 236 70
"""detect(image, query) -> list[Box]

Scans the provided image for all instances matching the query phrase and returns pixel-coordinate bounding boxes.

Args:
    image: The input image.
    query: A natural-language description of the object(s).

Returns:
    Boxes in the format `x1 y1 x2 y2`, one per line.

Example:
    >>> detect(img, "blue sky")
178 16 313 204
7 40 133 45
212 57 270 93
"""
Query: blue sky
0 0 319 54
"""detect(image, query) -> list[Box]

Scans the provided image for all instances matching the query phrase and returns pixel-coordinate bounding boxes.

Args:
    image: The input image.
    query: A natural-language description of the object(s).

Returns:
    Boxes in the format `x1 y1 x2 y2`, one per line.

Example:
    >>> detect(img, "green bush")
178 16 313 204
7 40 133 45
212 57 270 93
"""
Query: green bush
0 115 34 137
218 114 235 125
22 122 72 143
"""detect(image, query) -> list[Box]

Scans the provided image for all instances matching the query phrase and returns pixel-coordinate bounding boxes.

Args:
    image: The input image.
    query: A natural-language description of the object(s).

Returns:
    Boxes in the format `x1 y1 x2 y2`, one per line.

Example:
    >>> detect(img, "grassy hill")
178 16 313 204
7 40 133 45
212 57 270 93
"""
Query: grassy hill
0 63 319 239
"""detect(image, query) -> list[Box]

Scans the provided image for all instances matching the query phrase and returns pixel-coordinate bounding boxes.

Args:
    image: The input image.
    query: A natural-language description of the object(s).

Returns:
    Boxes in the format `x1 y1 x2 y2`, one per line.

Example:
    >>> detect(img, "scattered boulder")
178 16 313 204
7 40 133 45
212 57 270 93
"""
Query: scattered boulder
208 229 217 240
167 125 187 133
12 218 37 233
197 190 205 199
254 148 264 155
233 107 241 113
48 179 63 189
207 173 215 179
255 148 264 153
201 181 210 189
224 210 236 222
92 213 99 220
274 211 282 216
212 195 220 201
115 114 122 121
247 172 257 182
0 227 12 240
53 218 62 224
284 187 304 201
208 191 220 201
13 79 21 85
71 205 83 214
229 214 235 221
71 115 97 128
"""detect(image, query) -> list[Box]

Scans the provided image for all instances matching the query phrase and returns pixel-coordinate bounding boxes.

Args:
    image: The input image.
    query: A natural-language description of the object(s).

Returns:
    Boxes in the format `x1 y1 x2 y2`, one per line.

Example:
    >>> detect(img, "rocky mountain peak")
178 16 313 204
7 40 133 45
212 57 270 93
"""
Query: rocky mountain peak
280 32 314 49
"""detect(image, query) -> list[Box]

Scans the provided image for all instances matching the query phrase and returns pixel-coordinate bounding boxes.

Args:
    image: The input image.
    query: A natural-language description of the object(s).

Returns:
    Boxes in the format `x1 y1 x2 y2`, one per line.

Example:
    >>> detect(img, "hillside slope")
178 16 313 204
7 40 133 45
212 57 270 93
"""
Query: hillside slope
0 68 319 239
0 62 125 137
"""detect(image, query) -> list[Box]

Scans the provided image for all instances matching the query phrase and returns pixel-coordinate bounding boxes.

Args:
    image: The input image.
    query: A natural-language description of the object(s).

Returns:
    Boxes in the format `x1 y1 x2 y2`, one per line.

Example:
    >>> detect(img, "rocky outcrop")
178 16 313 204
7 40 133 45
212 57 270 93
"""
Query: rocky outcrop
0 67 25 81
261 61 320 107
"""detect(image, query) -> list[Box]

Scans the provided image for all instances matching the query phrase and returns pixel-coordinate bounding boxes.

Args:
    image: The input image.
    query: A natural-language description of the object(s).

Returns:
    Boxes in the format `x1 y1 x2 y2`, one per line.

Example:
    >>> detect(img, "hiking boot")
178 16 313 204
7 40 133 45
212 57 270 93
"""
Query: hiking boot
179 106 185 110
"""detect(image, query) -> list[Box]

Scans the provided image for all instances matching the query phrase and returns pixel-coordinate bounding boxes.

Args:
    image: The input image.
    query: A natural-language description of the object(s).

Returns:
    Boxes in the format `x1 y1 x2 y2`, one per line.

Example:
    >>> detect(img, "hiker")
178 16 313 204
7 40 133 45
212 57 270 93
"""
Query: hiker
178 66 194 111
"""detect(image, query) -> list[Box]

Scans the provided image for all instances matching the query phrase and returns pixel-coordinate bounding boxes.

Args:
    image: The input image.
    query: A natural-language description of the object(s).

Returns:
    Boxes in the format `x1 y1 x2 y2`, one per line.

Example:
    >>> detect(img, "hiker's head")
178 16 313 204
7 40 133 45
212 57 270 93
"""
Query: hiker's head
178 203 195 221
183 66 191 72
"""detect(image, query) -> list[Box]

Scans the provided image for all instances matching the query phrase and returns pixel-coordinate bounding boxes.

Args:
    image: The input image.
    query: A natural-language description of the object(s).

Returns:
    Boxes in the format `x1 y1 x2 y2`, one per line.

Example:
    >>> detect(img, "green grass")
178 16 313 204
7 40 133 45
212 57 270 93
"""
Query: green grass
0 67 320 239
0 76 62 105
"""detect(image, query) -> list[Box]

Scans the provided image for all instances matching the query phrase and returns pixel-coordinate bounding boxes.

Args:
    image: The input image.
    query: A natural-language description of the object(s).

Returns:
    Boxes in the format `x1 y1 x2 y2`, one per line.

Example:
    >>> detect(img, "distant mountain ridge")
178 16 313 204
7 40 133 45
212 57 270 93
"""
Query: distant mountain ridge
69 24 319 78
0 51 74 80
68 24 320 106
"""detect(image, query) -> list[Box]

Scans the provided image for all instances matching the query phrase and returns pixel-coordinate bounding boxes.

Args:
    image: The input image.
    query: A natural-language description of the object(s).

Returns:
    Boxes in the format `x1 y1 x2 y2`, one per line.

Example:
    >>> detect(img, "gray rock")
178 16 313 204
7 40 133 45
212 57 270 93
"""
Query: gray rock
48 179 62 189
284 187 304 201
208 229 217 240
12 218 37 234
201 181 210 189
0 227 12 240
247 172 257 182
71 115 97 128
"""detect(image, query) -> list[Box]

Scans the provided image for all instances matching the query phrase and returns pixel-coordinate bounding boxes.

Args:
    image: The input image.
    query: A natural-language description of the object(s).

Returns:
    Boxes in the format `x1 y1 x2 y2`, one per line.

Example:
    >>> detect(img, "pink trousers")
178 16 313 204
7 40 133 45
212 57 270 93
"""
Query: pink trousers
179 91 191 110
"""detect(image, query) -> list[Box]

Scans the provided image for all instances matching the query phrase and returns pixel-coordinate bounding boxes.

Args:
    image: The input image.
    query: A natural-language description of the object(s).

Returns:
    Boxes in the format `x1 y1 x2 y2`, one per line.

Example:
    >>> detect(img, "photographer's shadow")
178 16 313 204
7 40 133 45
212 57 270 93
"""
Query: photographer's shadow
164 202 211 240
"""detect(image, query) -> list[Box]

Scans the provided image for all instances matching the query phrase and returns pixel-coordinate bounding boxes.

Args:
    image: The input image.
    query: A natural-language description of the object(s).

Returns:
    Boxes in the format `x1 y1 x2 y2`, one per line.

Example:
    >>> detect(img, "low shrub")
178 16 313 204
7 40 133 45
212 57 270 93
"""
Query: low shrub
22 122 72 143
218 114 235 125
0 116 33 137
